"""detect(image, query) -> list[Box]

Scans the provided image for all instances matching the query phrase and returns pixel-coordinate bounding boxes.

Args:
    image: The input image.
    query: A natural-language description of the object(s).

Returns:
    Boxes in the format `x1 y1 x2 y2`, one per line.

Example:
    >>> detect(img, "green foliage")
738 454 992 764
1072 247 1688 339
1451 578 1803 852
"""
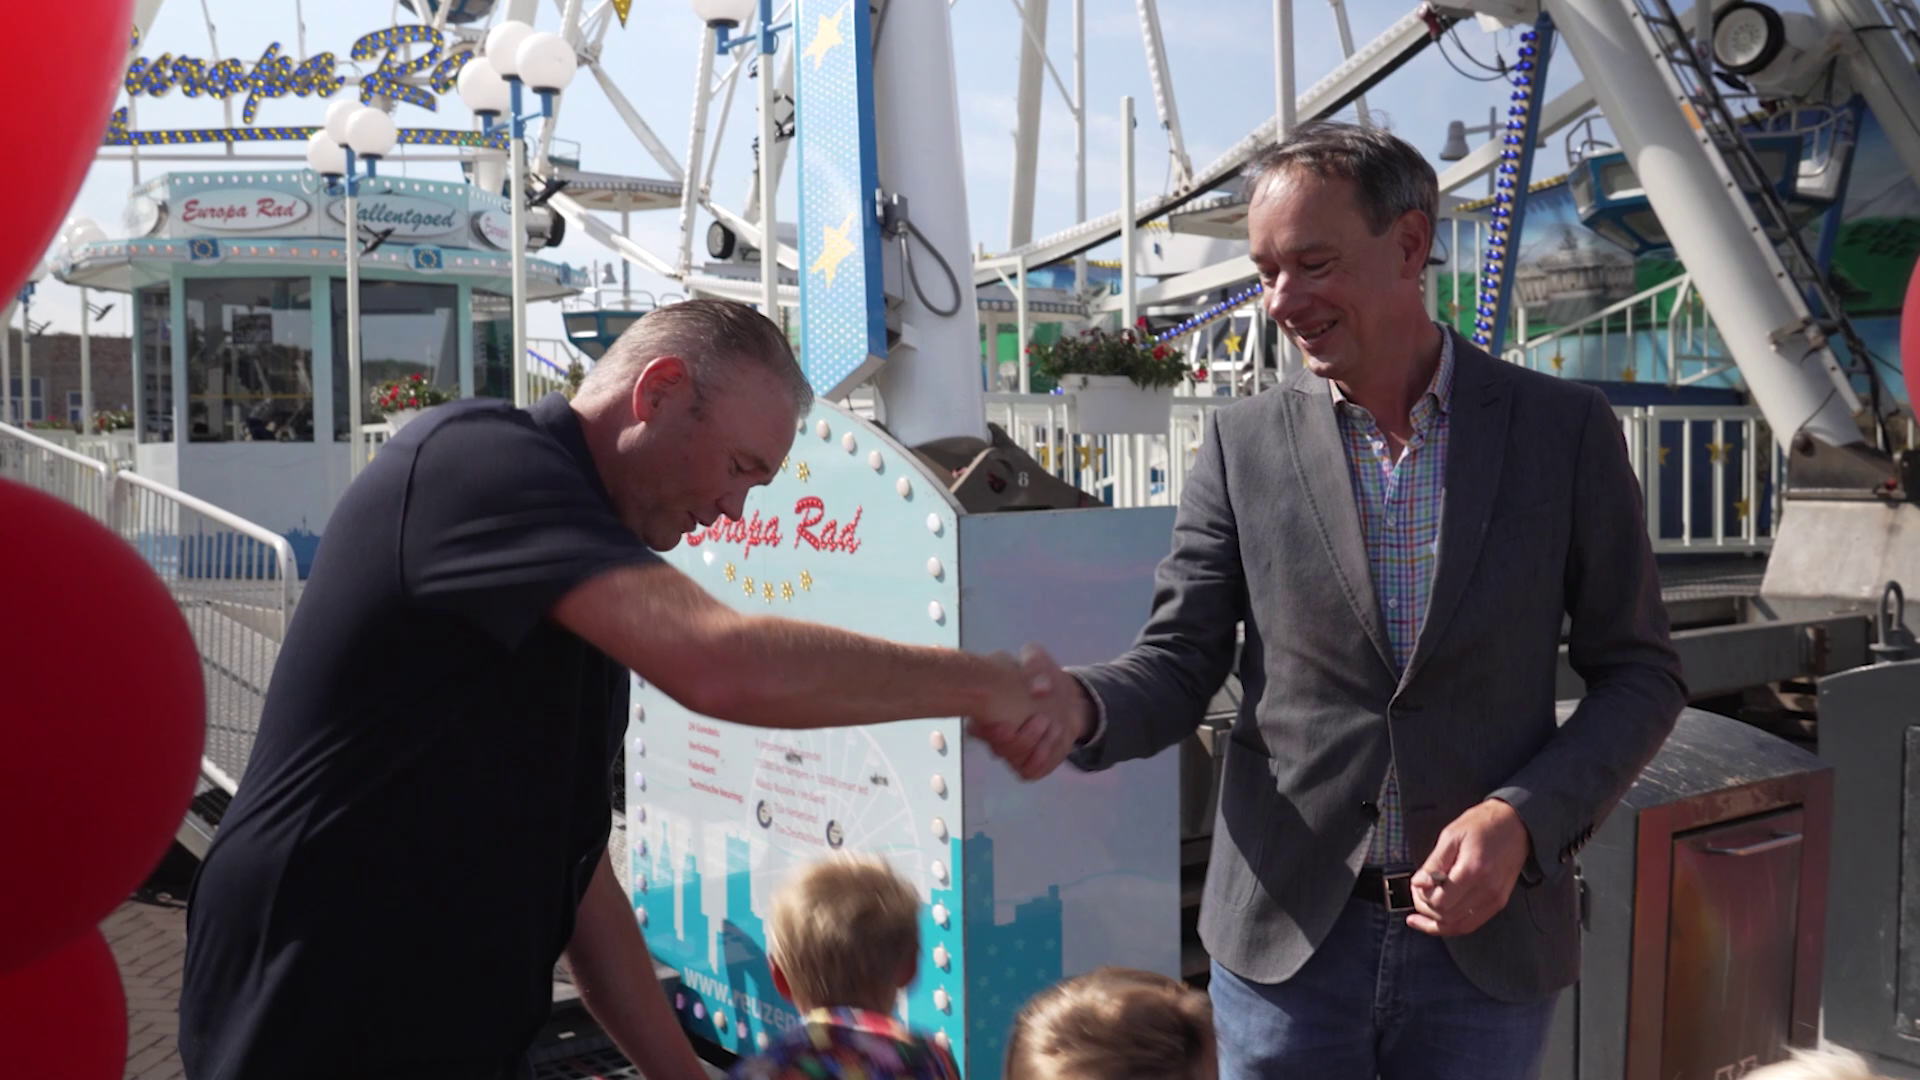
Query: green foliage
1029 320 1190 390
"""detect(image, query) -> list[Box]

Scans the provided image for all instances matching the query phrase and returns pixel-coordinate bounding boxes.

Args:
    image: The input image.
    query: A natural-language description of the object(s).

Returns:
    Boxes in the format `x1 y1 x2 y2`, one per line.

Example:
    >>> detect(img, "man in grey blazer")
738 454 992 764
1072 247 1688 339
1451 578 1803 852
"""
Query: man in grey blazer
981 123 1686 1078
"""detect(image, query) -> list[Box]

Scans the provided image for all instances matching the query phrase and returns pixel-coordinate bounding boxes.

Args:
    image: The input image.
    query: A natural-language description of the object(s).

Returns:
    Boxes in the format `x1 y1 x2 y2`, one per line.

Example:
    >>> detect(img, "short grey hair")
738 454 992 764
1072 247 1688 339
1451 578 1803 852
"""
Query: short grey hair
1244 120 1438 237
582 297 814 415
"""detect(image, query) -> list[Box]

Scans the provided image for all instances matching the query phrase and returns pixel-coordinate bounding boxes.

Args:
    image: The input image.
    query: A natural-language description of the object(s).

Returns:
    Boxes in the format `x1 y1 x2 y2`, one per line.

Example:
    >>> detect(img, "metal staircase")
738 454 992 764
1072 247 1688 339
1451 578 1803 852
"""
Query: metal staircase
1623 0 1891 441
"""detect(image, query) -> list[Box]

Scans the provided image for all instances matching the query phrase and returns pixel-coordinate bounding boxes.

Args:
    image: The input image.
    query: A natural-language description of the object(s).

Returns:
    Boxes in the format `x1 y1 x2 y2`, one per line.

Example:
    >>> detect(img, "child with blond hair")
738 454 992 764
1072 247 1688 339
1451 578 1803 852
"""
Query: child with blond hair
730 855 959 1080
1004 966 1217 1080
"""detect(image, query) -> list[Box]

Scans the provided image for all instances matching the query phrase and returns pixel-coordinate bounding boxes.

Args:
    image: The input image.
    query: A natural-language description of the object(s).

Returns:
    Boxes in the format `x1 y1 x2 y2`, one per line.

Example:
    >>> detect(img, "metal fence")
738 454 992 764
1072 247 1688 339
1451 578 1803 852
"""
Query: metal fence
983 395 1785 552
1 422 297 804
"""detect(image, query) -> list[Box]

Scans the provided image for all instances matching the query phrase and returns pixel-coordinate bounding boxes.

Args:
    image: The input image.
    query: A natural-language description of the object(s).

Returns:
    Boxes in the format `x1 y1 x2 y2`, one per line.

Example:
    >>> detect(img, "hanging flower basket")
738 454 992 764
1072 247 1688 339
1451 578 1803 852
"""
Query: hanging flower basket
371 374 454 430
1030 320 1191 436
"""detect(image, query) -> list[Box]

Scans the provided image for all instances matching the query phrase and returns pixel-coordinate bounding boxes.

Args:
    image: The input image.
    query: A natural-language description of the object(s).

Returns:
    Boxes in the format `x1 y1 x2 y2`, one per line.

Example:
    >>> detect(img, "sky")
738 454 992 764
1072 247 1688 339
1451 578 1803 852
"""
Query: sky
24 0 1589 343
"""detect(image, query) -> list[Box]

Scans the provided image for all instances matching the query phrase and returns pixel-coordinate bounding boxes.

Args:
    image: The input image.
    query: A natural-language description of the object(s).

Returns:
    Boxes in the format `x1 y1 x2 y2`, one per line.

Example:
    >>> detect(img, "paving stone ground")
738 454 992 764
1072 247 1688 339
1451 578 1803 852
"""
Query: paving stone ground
103 900 190 1080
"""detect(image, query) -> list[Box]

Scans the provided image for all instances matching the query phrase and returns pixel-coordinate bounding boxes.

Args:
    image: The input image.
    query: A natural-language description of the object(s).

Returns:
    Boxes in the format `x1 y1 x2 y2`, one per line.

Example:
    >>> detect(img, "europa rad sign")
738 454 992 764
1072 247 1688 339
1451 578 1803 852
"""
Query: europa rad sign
328 193 462 239
177 189 311 232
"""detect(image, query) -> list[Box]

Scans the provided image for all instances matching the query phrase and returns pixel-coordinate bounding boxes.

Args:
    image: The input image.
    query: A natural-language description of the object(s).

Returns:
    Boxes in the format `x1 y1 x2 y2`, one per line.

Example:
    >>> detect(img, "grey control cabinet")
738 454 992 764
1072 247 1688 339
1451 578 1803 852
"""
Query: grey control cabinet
1540 707 1832 1080
1817 658 1920 1073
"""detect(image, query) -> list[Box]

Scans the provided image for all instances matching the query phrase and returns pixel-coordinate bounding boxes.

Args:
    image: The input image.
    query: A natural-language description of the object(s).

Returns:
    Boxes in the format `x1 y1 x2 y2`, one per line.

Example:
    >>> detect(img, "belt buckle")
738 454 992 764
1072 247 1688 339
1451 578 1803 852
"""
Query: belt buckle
1381 872 1416 914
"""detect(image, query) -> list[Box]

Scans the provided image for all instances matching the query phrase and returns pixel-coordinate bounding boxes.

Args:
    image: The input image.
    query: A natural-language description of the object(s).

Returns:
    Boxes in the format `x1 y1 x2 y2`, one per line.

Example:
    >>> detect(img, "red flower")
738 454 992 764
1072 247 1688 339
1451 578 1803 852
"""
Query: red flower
1135 315 1149 328
1152 345 1169 360
1194 367 1209 380
410 373 424 382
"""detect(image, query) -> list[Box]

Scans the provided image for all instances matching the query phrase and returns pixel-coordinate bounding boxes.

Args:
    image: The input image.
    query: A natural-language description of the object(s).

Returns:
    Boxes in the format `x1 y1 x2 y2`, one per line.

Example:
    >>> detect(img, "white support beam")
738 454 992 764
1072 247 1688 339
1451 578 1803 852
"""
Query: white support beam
544 190 679 278
1436 80 1593 195
1136 0 1194 188
1008 0 1050 248
684 274 802 306
589 60 686 184
704 200 801 271
975 2 1445 282
1099 254 1257 312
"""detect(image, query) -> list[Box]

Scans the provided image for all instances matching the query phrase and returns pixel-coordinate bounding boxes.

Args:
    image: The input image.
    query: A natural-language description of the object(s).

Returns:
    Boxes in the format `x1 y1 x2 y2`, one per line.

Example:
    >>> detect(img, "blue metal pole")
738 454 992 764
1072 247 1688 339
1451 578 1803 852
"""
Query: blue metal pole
1478 13 1555 358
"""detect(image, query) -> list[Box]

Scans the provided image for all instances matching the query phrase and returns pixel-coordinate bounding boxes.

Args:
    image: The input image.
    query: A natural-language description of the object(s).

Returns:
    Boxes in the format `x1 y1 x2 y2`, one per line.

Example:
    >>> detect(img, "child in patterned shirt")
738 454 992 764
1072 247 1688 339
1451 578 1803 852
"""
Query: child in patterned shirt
1004 967 1217 1080
730 855 959 1080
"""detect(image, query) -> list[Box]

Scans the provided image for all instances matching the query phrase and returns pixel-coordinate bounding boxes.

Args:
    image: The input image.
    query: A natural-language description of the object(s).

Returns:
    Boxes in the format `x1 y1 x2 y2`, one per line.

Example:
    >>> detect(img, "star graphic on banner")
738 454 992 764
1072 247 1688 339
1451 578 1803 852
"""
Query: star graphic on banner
811 212 856 289
1734 498 1751 521
1707 441 1728 464
802 2 849 69
1223 333 1243 355
1658 446 1671 466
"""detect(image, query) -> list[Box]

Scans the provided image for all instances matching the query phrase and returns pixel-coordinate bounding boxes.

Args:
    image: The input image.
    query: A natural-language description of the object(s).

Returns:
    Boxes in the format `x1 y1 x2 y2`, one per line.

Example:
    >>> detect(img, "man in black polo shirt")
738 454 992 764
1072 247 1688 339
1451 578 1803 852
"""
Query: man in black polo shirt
179 300 1057 1080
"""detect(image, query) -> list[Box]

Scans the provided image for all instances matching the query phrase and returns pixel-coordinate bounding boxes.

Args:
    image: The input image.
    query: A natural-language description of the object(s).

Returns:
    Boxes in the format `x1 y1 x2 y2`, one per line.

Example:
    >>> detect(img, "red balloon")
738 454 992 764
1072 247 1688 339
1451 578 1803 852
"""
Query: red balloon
0 481 203 973
0 929 128 1080
0 0 134 302
1901 254 1920 402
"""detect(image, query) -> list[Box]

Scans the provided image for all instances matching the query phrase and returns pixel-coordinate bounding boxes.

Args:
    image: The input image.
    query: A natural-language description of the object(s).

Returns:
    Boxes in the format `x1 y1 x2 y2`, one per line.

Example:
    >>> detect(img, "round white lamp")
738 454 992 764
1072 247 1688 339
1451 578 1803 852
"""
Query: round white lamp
456 54 511 116
324 98 360 147
344 108 398 160
65 219 107 250
484 20 535 79
305 130 349 176
515 32 577 94
690 0 756 27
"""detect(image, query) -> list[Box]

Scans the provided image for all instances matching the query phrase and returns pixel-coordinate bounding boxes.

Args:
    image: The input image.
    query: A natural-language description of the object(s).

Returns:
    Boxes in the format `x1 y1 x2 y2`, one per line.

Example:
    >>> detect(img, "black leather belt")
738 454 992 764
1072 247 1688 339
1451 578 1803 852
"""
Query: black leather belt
1353 867 1418 913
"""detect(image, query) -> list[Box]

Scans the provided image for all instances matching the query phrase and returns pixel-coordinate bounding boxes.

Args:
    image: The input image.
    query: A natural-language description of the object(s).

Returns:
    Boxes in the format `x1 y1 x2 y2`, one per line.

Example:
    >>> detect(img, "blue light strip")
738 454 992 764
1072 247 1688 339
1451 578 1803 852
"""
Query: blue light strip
1473 13 1555 355
1152 282 1265 345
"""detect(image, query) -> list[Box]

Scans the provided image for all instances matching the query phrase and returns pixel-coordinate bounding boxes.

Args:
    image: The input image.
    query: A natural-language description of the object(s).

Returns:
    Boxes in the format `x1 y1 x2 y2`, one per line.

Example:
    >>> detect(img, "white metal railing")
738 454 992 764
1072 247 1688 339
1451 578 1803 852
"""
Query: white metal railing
1504 274 1735 388
980 396 1785 552
1 421 298 799
1615 405 1782 554
0 422 114 523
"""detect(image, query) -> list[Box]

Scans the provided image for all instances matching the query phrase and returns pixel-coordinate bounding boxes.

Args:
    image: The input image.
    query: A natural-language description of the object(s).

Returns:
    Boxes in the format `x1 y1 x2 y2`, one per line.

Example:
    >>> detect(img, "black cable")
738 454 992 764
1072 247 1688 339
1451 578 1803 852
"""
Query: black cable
898 219 961 317
1435 36 1509 83
1448 25 1508 73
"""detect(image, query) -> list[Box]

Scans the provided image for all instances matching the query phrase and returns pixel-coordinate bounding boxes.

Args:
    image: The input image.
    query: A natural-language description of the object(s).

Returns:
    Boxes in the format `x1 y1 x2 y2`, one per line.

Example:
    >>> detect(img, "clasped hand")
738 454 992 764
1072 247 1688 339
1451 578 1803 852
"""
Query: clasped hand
967 644 1089 780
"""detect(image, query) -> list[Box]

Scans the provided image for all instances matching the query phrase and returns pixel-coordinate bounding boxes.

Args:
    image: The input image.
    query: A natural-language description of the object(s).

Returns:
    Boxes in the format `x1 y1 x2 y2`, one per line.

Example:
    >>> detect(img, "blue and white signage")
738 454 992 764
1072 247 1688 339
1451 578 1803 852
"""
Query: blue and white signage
327 193 463 238
795 0 889 399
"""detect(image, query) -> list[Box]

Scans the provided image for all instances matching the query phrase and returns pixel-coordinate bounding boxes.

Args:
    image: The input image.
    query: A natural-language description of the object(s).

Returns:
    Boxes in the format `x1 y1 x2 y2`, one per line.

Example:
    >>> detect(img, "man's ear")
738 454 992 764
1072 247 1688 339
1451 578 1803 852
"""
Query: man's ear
1396 209 1434 280
632 355 693 422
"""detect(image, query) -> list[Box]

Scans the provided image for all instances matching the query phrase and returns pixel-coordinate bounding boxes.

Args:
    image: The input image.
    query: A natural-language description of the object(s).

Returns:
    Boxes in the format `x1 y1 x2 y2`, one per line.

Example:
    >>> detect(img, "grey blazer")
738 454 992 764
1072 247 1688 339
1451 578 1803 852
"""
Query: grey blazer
1069 332 1686 1004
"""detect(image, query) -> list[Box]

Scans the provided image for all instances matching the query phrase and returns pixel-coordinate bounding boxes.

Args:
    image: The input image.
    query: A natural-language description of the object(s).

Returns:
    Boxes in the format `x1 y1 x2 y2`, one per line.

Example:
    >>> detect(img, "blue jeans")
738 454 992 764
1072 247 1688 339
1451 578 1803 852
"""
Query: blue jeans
1209 896 1558 1080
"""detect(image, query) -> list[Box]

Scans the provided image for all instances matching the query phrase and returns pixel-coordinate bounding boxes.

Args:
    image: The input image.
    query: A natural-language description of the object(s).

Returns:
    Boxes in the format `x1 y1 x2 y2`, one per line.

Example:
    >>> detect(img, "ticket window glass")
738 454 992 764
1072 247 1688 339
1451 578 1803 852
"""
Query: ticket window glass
472 288 513 402
331 280 459 439
183 278 315 443
136 287 174 443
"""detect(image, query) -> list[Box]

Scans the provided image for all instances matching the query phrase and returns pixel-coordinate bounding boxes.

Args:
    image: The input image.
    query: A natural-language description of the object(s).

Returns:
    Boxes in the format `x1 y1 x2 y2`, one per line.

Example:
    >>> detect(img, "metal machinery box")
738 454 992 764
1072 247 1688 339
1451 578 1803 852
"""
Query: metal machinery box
623 402 1182 1080
1816 656 1920 1073
1541 706 1832 1080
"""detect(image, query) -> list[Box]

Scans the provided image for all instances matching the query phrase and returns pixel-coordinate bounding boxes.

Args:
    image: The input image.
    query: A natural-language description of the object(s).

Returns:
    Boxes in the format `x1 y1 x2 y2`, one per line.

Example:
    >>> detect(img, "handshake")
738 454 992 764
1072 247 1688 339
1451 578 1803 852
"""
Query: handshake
967 645 1095 780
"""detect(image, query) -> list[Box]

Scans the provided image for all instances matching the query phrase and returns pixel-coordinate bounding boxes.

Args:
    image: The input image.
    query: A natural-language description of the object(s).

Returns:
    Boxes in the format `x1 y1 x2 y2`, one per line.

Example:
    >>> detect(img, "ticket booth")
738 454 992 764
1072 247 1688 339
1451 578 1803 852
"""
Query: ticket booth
52 168 584 572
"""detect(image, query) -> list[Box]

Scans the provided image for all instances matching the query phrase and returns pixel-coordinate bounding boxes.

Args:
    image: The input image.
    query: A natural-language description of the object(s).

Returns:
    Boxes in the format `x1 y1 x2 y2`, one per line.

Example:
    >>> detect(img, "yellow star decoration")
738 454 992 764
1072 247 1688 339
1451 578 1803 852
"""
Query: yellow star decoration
743 576 756 597
1074 446 1108 469
763 582 775 604
1707 441 1728 464
1223 333 1243 355
799 570 814 591
1734 498 1751 521
811 211 857 289
781 581 795 601
724 562 737 582
802 2 849 69
797 461 812 482
1551 355 1565 372
1658 446 1671 466
1620 366 1638 383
